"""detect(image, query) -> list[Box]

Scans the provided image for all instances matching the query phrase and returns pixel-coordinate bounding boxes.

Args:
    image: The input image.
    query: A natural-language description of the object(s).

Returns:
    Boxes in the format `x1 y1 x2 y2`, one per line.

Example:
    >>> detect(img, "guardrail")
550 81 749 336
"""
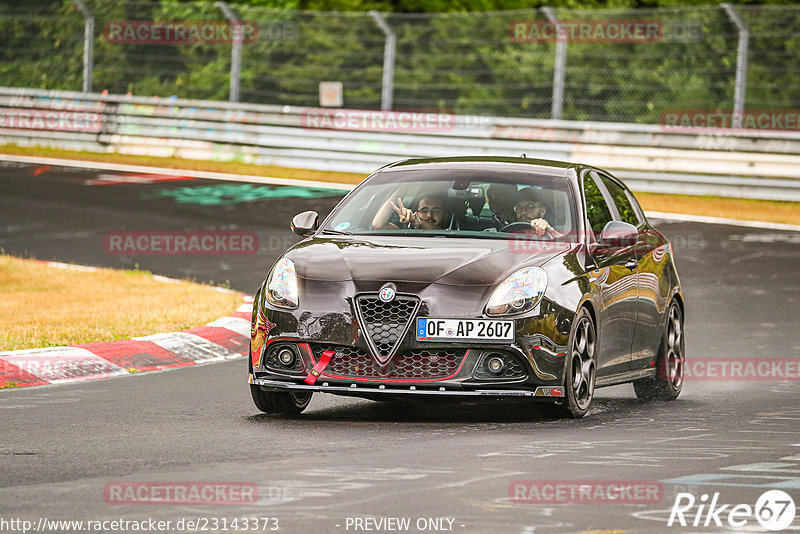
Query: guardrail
1 87 799 201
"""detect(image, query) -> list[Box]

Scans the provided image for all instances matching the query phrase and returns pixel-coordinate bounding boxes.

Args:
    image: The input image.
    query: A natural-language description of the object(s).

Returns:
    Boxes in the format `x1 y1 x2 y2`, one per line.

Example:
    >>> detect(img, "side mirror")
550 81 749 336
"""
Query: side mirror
291 211 319 237
598 221 637 247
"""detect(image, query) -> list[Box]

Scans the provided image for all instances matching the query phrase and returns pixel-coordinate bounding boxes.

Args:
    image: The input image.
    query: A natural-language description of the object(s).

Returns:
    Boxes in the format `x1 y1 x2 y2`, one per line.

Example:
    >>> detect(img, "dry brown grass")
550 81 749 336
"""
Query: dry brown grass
2 144 798 224
635 192 800 226
0 255 244 351
0 144 366 185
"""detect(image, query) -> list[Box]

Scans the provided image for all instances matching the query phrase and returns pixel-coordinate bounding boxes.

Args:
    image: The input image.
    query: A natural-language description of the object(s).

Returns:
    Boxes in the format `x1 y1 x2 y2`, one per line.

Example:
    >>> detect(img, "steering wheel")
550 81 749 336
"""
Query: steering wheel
499 222 554 239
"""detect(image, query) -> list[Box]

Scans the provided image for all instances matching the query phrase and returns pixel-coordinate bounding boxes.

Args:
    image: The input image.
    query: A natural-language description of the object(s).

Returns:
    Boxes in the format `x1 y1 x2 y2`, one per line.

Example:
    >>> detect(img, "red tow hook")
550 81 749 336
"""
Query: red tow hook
304 350 334 385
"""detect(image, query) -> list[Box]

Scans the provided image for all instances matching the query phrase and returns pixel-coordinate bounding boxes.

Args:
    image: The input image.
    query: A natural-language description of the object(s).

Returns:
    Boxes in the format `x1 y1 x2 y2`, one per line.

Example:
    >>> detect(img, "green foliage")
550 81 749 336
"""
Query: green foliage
1 1 797 123
0 2 85 90
232 0 783 9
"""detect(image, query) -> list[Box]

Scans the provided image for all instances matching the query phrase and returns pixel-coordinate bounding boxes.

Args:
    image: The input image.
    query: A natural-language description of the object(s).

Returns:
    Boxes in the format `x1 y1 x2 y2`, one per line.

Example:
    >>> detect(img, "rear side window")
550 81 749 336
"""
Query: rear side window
599 175 640 226
625 189 646 223
583 175 613 235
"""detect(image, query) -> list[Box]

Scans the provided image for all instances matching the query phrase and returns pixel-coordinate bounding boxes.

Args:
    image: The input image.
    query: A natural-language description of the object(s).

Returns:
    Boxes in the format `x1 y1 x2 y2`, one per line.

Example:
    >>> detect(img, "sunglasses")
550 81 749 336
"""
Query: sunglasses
513 202 543 212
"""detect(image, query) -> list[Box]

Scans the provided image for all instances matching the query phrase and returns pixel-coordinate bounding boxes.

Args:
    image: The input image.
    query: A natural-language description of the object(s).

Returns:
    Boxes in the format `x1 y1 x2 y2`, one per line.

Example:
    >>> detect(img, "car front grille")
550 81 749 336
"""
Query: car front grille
354 294 419 363
310 345 465 381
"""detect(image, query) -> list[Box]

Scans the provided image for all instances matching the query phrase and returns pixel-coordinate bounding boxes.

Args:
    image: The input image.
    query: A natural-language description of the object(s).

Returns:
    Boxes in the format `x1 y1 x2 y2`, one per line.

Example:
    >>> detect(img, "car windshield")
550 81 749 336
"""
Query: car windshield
321 168 577 241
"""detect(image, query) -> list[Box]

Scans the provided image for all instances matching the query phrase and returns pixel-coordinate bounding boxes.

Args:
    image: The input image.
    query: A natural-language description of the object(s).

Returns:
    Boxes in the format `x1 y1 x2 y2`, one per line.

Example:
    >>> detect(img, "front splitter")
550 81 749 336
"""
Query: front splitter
251 376 563 398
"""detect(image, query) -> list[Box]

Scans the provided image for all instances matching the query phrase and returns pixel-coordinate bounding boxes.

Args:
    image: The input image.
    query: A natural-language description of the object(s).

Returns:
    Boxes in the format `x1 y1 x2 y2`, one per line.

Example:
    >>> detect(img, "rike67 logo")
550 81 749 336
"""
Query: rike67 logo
668 490 796 531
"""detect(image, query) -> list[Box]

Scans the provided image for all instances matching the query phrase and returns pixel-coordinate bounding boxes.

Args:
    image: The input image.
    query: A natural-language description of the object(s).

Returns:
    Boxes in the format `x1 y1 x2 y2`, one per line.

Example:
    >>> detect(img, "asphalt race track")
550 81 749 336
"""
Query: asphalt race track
1 161 799 534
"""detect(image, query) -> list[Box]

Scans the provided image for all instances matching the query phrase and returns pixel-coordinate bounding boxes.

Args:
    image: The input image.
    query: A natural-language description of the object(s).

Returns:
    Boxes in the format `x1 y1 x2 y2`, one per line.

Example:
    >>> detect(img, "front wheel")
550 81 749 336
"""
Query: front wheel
633 300 684 401
250 385 312 414
558 307 597 418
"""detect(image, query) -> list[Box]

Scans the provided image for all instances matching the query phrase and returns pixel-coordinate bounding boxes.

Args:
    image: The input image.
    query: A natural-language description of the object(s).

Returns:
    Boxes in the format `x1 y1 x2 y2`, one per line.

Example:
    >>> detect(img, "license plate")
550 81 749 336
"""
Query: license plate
416 318 514 343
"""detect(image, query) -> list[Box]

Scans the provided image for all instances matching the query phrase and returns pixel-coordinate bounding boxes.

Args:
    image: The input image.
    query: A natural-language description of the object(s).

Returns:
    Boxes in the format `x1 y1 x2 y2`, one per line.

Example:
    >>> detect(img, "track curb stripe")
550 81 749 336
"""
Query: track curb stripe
133 332 243 364
75 340 195 372
0 359 50 388
0 261 253 389
0 347 128 384
182 326 249 355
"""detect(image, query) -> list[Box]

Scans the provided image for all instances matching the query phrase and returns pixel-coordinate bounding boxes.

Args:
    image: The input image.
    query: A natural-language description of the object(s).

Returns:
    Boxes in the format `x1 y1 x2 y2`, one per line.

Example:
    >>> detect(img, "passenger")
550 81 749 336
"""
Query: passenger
512 188 563 238
486 183 517 227
372 192 450 230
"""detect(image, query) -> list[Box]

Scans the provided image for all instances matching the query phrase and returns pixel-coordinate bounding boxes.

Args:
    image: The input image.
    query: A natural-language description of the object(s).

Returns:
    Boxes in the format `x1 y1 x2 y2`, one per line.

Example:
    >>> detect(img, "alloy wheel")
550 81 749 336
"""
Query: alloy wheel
570 315 596 411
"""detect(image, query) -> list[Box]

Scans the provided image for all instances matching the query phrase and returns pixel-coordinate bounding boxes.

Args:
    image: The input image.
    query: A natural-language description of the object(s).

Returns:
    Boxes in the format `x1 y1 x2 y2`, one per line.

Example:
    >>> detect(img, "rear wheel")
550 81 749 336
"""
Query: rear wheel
250 385 312 414
633 300 684 401
558 307 596 418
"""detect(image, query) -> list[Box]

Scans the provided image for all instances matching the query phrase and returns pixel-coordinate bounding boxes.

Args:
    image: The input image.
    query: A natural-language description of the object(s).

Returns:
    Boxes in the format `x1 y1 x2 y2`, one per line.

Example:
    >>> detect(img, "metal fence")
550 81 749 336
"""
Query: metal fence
1 1 798 125
2 87 800 200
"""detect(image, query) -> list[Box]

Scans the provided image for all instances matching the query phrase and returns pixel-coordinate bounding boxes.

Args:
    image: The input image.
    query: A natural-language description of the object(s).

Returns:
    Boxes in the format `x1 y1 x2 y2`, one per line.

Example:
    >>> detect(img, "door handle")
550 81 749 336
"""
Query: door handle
625 259 638 271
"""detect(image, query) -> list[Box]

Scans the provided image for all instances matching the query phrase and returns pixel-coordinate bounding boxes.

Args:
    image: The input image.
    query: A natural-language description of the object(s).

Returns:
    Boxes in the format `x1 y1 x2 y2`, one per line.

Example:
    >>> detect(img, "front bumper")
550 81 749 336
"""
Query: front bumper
253 339 567 393
250 375 564 399
250 287 575 399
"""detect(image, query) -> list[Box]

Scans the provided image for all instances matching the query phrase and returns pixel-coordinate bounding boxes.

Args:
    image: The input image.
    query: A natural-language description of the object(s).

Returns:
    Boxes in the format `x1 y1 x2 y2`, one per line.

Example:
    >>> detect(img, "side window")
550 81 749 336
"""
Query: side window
599 174 640 226
583 175 614 236
625 189 646 224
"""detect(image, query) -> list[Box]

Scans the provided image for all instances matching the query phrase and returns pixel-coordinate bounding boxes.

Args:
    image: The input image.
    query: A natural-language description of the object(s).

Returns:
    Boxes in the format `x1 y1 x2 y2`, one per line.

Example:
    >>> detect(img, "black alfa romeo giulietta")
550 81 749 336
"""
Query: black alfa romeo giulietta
248 156 685 418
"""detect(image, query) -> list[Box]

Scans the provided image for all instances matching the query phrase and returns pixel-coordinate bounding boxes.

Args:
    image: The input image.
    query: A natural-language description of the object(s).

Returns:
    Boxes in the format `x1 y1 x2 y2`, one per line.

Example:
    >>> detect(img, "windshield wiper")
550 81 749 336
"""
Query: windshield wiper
319 228 352 236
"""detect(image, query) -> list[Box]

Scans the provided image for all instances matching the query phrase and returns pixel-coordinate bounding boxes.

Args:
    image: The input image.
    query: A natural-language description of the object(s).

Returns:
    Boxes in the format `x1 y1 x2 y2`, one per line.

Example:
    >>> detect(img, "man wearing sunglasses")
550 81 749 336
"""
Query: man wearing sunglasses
513 190 563 238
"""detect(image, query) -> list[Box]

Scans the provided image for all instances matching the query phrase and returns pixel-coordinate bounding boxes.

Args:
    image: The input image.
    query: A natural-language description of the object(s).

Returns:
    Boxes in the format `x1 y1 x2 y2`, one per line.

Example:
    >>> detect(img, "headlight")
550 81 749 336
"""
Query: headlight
266 258 299 309
485 267 547 316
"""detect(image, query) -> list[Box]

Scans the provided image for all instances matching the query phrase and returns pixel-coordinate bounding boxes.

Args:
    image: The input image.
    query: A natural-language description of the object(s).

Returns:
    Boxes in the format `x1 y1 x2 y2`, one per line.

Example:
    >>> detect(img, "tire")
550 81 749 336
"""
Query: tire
250 385 312 415
558 307 597 418
633 300 684 401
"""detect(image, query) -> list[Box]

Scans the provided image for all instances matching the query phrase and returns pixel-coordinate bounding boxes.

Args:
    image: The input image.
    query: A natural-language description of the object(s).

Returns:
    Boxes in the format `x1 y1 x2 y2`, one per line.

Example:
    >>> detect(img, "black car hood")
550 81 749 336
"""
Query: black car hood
285 235 570 286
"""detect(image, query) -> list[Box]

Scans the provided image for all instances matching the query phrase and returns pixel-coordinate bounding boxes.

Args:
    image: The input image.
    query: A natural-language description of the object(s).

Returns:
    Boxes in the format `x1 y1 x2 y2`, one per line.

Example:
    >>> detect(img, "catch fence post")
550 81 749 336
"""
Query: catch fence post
217 1 242 102
71 0 94 93
369 11 396 111
542 7 566 121
721 3 749 127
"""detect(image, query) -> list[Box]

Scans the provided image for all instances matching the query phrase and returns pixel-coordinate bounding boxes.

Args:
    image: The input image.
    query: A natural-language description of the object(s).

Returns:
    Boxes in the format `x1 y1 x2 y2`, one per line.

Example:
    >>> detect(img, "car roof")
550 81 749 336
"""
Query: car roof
378 156 583 178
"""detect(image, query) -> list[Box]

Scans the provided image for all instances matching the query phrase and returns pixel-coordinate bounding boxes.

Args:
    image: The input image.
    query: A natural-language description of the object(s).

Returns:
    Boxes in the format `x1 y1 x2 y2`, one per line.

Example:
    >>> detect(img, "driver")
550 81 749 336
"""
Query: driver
512 188 563 238
372 193 450 230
